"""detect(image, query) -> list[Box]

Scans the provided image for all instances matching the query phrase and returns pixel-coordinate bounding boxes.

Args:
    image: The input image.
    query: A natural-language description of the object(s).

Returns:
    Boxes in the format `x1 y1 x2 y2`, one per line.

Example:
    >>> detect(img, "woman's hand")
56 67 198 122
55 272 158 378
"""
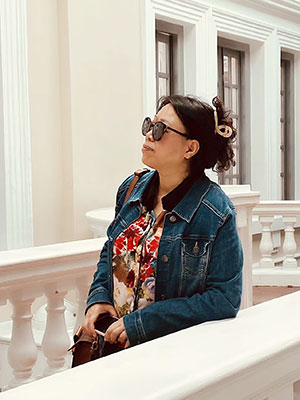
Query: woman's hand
104 317 130 348
82 303 117 339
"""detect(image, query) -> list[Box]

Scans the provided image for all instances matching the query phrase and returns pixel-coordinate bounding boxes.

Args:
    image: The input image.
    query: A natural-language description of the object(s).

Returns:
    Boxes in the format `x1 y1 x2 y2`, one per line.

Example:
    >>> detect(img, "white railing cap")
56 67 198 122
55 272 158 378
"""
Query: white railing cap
253 201 300 216
2 291 300 400
86 207 115 223
0 238 105 298
0 238 104 267
221 185 260 207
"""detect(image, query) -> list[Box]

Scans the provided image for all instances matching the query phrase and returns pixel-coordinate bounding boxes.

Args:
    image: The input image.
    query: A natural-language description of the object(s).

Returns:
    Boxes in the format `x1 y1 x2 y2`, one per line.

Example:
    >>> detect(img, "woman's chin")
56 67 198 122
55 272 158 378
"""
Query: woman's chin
142 155 155 169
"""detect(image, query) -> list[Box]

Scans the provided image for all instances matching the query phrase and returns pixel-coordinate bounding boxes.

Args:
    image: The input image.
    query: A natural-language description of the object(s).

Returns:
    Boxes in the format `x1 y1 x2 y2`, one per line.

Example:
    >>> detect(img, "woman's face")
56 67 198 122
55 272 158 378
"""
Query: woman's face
141 104 190 174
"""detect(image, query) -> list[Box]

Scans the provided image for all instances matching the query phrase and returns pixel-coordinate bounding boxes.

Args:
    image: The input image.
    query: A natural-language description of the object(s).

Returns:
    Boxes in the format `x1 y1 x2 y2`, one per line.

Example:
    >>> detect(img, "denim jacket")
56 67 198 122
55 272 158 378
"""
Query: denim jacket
86 170 243 346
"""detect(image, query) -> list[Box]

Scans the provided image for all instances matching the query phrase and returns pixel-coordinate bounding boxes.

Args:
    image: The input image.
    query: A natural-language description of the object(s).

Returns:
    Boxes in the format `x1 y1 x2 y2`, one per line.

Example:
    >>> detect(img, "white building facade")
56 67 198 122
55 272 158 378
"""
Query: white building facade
0 0 299 250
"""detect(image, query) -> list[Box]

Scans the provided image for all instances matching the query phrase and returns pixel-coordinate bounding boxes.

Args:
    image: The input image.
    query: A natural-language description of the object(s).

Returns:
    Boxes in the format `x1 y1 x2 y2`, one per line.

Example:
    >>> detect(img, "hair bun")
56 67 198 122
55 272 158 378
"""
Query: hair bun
212 96 224 110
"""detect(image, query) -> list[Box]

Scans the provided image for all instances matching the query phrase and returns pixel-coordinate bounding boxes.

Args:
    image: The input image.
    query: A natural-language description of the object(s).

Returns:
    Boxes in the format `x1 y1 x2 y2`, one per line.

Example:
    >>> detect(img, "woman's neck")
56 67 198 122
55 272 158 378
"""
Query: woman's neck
157 168 189 198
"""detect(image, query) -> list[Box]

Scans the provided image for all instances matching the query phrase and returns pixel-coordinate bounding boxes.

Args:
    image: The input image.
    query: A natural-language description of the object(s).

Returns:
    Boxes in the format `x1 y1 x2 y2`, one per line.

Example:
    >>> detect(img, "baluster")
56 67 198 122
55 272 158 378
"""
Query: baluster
282 216 297 268
42 287 70 376
74 277 90 335
259 216 274 268
7 295 38 388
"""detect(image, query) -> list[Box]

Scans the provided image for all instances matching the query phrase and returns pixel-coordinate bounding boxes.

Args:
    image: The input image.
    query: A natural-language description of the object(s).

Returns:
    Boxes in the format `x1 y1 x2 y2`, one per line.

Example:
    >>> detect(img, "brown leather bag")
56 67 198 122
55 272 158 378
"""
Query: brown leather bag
70 314 122 367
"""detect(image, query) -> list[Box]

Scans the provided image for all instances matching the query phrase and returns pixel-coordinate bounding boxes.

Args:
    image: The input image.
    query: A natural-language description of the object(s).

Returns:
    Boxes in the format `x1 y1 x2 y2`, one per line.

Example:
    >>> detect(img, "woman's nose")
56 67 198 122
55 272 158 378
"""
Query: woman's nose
145 130 154 141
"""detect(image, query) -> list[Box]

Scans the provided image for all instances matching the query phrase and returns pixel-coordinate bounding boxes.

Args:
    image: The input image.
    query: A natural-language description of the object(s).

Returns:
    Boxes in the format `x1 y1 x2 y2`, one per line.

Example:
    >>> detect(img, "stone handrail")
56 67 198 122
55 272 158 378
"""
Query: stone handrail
2 291 300 400
0 238 103 389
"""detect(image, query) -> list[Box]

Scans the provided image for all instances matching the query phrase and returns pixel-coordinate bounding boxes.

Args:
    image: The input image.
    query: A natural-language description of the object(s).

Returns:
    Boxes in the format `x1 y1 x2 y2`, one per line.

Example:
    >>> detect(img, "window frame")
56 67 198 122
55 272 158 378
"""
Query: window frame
155 20 184 101
156 31 173 99
280 51 295 200
217 37 250 186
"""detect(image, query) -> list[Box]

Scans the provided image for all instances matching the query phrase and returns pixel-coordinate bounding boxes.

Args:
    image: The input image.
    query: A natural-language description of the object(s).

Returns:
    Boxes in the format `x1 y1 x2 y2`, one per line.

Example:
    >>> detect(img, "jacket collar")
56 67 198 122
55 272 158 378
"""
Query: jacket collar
128 169 211 223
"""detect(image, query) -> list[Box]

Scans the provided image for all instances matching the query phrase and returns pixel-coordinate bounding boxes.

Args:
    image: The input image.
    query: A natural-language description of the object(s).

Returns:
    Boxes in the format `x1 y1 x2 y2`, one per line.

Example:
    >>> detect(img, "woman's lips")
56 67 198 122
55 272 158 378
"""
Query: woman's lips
142 144 154 151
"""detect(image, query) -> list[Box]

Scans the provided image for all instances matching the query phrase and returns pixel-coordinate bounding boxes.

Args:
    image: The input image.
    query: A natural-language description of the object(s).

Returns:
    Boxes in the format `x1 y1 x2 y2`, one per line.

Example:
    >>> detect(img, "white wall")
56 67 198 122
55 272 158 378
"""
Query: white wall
27 0 144 245
66 0 144 240
27 0 65 245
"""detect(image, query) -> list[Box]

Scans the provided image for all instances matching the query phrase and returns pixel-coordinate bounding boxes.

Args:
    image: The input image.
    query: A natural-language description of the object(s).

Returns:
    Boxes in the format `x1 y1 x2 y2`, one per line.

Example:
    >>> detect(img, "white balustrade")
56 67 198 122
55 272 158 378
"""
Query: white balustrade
0 238 103 390
2 291 300 400
253 201 300 286
42 287 70 376
2 193 300 394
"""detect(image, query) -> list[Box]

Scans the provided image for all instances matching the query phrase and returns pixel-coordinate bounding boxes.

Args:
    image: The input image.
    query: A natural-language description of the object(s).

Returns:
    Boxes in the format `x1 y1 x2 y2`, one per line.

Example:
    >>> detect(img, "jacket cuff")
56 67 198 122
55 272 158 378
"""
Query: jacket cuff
85 287 112 314
123 310 147 346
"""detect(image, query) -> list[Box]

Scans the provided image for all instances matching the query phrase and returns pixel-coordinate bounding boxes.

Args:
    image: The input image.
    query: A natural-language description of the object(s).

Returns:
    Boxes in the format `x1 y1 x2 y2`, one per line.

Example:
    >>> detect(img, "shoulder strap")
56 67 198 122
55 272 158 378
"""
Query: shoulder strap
123 168 150 204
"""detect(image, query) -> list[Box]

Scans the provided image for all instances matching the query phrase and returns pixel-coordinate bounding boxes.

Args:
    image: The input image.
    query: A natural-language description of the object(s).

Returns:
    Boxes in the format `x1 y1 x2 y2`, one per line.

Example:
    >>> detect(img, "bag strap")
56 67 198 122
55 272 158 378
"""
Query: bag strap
123 168 150 204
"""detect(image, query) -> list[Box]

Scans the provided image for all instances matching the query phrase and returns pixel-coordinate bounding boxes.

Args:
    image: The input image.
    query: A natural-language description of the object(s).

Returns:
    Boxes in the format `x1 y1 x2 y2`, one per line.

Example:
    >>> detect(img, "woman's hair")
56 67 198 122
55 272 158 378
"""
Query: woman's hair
156 94 237 179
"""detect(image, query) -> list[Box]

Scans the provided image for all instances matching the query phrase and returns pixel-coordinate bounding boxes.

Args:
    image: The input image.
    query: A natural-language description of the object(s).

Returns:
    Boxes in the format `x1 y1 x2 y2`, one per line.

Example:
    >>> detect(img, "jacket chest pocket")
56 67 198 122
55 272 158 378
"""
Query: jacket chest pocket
180 238 210 296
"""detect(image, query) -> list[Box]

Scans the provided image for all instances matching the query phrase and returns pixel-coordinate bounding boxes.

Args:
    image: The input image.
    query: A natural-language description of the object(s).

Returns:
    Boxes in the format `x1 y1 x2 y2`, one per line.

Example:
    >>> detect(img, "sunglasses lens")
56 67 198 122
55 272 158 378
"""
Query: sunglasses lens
142 118 152 136
152 122 165 141
142 118 166 140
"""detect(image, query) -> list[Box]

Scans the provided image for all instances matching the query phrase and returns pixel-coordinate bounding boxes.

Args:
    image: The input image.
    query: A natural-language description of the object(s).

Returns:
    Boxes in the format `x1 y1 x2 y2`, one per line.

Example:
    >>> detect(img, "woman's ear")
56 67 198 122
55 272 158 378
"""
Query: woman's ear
184 140 200 160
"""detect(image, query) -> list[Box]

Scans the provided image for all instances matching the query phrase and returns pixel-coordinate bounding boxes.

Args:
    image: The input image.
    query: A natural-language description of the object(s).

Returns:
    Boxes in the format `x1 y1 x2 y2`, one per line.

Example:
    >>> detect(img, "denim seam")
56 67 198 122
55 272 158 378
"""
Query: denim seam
135 311 147 342
202 199 227 221
89 287 108 297
174 182 212 223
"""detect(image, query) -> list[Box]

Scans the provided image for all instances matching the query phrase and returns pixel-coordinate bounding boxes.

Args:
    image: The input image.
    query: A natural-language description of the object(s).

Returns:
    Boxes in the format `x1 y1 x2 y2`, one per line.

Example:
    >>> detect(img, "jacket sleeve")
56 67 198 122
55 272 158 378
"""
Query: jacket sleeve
85 174 134 312
123 208 243 346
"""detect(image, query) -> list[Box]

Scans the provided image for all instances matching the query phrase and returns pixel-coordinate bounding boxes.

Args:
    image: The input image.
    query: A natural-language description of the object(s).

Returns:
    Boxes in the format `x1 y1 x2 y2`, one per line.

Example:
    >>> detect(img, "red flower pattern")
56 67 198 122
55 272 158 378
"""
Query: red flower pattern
112 210 163 315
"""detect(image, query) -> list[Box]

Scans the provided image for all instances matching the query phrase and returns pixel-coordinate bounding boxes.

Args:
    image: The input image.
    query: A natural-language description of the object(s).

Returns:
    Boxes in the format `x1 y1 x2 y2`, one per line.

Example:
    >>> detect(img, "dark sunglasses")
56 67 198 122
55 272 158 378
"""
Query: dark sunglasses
141 117 188 141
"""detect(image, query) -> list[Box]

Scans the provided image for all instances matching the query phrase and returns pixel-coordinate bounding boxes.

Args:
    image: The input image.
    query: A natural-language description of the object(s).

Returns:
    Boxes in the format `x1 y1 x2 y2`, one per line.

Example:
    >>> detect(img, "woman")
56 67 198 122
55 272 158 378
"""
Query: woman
82 95 243 349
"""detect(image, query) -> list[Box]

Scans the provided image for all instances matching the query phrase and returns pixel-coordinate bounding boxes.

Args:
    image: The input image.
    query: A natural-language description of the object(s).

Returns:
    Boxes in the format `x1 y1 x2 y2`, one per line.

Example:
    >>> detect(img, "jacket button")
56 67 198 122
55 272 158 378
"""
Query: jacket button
160 295 167 301
161 255 169 263
169 215 176 223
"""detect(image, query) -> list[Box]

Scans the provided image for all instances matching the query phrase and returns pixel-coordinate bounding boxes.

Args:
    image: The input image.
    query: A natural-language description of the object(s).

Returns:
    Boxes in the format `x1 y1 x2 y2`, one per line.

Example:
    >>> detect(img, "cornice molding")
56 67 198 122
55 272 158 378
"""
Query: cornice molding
277 28 300 50
245 0 300 16
151 0 209 23
212 8 274 42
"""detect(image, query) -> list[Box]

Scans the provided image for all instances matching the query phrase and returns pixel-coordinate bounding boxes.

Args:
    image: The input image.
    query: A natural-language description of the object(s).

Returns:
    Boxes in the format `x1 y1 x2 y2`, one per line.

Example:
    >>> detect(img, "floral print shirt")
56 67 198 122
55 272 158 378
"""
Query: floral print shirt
112 206 165 317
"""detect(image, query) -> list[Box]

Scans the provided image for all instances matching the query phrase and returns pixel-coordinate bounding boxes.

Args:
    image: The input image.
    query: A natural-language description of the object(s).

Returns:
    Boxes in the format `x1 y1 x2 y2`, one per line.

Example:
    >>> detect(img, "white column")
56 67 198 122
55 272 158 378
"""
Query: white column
0 0 33 250
282 216 297 268
264 30 281 200
7 296 38 388
259 216 275 268
42 287 70 376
